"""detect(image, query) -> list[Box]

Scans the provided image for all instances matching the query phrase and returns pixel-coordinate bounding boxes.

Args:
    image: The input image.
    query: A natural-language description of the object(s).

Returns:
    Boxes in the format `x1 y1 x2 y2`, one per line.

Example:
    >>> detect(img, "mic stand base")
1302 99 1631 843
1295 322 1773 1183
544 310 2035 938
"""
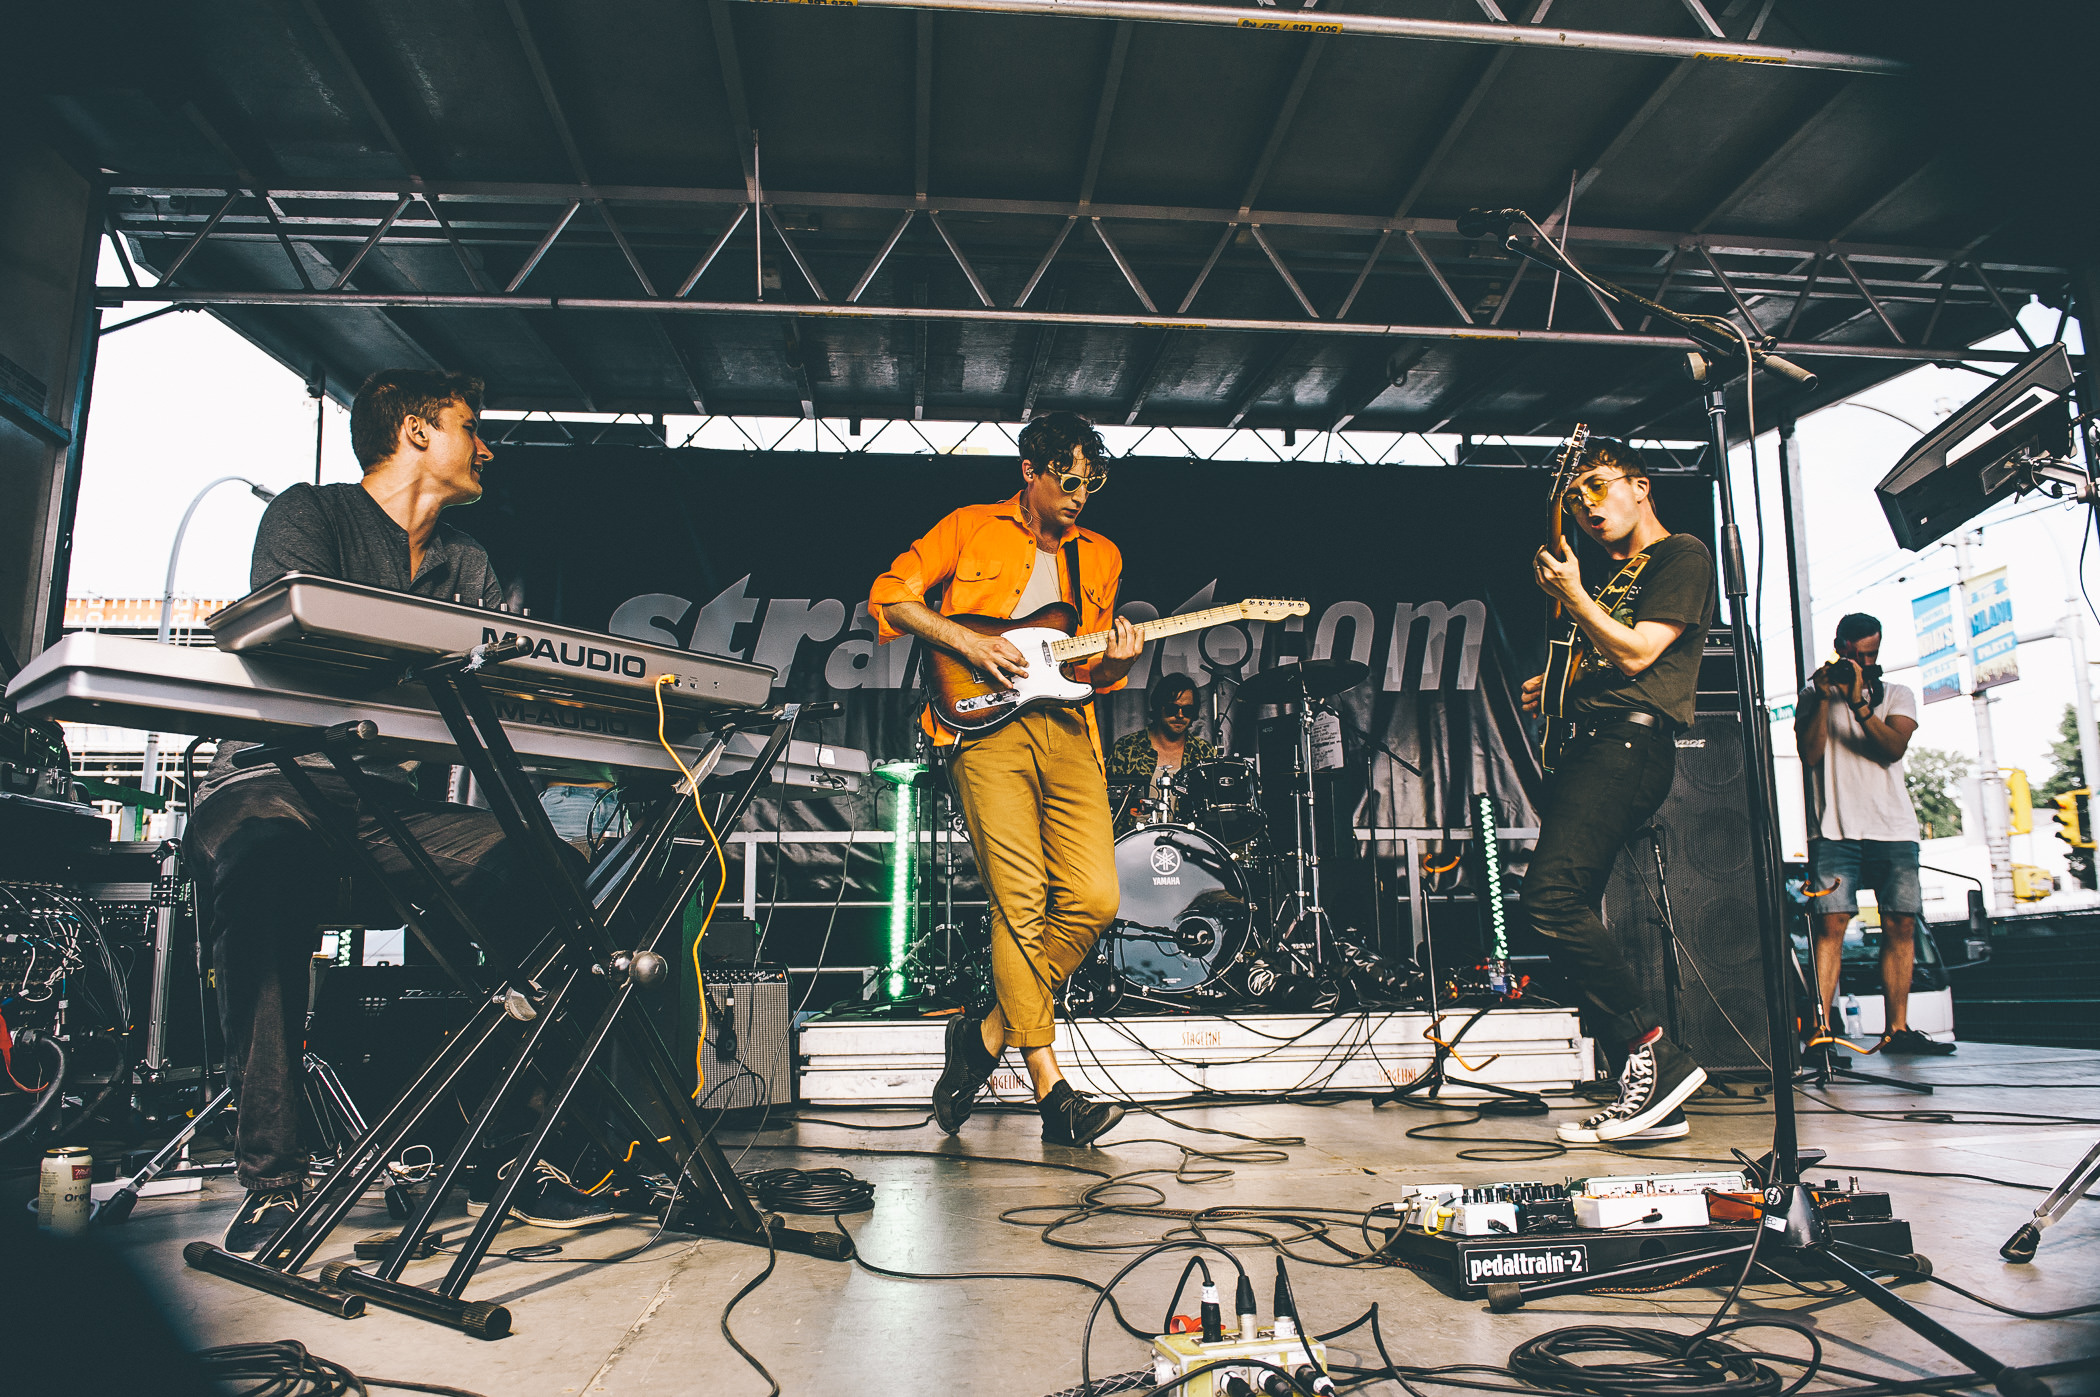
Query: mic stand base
1795 1044 1935 1095
1375 1005 1543 1109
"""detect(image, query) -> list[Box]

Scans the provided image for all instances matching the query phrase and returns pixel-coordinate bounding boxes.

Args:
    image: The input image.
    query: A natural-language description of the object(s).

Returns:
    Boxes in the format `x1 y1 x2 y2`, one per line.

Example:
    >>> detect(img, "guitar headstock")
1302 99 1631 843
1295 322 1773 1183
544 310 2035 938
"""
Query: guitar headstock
1548 423 1592 499
1238 599 1312 622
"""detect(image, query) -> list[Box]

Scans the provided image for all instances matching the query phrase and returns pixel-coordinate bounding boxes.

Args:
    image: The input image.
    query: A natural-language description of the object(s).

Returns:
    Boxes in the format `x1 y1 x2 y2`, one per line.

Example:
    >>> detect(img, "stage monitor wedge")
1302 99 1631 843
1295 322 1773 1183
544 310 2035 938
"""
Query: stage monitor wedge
1874 342 2076 551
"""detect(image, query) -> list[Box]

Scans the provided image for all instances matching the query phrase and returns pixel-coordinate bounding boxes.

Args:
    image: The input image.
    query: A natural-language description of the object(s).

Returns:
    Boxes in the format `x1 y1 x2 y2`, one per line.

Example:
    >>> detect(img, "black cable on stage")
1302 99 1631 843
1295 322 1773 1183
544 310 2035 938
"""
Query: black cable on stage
835 1213 1177 1344
720 1226 782 1397
195 1340 489 1397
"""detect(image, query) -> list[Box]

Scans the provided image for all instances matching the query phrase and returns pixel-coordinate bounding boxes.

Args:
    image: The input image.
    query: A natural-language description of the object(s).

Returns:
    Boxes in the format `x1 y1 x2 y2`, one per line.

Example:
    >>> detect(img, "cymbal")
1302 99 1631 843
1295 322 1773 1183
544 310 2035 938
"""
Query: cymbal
1235 658 1370 707
873 760 936 788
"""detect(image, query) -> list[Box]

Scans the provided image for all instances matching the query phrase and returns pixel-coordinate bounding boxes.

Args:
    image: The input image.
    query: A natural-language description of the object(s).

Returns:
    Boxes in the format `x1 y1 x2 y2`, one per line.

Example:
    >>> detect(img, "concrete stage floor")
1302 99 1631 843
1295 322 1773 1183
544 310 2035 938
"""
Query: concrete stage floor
97 1043 2100 1394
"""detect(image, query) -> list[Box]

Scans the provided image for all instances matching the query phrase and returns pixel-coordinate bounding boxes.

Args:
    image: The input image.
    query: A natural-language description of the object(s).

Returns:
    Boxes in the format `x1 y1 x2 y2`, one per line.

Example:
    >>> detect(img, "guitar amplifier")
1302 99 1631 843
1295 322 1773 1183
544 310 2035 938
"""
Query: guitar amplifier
696 966 793 1111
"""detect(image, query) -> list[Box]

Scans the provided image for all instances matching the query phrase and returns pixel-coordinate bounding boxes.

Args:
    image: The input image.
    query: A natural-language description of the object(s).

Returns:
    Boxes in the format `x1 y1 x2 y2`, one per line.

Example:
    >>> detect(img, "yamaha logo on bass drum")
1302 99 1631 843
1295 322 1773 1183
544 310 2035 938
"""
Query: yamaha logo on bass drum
483 628 651 678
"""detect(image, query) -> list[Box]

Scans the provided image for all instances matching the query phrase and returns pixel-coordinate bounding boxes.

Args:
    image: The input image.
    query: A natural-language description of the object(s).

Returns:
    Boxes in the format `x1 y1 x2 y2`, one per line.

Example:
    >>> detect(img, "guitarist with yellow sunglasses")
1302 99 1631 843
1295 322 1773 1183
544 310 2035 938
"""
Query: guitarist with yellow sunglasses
1519 436 1716 1145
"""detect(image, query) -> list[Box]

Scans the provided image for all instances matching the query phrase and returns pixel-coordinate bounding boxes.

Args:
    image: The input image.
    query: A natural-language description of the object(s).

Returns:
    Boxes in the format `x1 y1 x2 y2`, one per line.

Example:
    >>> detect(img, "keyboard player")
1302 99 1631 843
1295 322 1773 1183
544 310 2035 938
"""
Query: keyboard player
187 369 610 1252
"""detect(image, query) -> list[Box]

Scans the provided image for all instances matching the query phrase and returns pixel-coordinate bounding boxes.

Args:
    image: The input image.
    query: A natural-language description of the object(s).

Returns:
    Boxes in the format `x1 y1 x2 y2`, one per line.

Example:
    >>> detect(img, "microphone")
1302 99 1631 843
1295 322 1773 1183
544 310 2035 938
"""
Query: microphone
1757 352 1818 390
1456 207 1527 239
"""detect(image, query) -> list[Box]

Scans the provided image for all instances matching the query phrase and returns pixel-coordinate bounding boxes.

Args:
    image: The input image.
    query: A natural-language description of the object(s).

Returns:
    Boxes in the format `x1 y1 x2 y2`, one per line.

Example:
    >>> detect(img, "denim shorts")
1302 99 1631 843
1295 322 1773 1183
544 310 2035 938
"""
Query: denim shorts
1807 838 1922 916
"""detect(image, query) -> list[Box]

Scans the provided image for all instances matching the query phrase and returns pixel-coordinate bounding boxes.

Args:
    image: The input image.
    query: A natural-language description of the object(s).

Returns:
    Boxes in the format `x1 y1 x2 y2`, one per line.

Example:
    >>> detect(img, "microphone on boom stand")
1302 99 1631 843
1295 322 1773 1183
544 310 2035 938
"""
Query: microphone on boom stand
1454 207 1529 239
1453 207 1818 392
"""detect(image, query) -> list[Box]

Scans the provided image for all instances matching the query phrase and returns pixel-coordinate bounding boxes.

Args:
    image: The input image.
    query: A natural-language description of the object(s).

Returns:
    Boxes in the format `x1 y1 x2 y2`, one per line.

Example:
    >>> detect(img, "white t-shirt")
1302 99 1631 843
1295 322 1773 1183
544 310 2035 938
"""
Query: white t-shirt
1011 547 1063 619
1803 679 1921 843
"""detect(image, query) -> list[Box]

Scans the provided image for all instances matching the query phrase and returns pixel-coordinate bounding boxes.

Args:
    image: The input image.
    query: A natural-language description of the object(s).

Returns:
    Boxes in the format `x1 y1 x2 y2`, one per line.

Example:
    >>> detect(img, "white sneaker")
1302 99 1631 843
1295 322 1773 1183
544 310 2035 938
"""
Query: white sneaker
1559 1041 1707 1144
1556 1106 1689 1145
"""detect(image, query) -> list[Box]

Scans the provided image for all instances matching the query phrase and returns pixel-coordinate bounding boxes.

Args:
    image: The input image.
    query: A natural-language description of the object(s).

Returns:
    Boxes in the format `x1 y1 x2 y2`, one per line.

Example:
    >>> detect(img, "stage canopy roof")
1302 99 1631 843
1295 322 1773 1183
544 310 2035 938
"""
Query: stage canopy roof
19 0 2088 442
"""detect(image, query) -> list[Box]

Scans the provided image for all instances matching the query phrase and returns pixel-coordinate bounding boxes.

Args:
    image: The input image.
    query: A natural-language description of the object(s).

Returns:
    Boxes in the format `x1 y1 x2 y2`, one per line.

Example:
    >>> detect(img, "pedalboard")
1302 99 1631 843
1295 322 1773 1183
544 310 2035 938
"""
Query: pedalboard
1387 1171 1914 1298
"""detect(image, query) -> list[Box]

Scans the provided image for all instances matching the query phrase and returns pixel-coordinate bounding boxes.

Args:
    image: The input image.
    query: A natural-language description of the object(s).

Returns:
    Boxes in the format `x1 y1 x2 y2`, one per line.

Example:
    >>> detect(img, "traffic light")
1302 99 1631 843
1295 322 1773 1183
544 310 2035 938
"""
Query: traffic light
2054 789 2092 848
2006 768 2032 835
2055 789 2097 891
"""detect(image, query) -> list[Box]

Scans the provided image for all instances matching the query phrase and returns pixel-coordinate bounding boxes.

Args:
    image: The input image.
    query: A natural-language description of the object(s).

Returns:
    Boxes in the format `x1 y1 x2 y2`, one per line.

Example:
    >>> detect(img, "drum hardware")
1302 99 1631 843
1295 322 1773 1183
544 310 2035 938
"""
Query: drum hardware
1181 757 1263 844
1235 659 1370 969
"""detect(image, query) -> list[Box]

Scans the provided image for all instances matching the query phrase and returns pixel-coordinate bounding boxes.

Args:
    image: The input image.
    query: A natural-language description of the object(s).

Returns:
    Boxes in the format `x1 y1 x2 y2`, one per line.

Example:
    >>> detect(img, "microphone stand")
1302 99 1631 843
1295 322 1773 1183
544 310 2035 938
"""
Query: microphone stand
1464 215 2047 1396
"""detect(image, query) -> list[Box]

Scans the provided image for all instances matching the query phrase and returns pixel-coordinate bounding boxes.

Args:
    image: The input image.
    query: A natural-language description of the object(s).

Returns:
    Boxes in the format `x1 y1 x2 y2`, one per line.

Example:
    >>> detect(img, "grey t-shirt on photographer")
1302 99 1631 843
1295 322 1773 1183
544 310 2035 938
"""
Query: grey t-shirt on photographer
199 482 504 796
1802 679 1921 843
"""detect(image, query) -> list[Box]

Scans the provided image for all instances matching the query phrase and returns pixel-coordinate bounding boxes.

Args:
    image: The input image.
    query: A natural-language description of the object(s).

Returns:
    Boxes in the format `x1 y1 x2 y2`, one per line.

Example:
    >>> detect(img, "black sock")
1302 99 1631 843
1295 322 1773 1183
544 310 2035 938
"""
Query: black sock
965 1014 1001 1069
1037 1080 1073 1113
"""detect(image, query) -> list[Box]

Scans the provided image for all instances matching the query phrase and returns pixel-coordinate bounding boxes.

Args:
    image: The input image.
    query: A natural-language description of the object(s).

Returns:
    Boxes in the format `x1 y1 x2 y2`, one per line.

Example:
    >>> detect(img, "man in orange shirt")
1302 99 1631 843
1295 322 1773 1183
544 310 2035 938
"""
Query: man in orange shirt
871 411 1141 1147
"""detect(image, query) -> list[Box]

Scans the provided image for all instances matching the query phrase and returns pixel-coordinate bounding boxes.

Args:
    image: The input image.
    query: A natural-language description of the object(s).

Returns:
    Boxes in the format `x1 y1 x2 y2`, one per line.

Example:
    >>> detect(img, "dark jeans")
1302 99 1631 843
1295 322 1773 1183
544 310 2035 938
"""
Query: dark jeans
1525 719 1678 1053
187 771 540 1191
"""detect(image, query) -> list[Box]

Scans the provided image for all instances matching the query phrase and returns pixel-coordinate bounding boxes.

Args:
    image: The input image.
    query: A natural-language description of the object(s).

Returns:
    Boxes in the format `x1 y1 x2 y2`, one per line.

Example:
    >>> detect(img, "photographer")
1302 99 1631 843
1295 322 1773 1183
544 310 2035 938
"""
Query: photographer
1795 612 1954 1056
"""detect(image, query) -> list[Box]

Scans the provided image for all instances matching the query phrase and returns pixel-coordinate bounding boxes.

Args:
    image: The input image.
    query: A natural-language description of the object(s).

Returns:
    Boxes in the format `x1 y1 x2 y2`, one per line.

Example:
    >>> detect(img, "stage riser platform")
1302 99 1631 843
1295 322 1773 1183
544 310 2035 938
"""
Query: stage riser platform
798 1007 1594 1104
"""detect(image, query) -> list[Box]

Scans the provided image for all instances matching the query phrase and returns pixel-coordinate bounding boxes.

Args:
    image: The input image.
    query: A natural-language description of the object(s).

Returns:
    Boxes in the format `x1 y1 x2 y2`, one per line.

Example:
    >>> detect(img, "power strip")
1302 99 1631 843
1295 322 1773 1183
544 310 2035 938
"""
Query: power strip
1152 1329 1328 1397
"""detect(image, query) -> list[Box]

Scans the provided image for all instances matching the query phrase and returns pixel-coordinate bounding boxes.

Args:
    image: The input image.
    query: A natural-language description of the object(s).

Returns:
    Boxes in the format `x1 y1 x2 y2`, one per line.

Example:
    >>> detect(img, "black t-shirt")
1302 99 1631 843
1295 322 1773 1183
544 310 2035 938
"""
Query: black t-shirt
1567 532 1715 729
249 482 505 603
202 483 504 795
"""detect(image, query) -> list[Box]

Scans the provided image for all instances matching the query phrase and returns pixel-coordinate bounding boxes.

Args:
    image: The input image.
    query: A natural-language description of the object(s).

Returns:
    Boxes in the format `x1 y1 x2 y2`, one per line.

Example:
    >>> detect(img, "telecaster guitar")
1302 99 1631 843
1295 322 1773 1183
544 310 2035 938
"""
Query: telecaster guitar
928 598 1310 733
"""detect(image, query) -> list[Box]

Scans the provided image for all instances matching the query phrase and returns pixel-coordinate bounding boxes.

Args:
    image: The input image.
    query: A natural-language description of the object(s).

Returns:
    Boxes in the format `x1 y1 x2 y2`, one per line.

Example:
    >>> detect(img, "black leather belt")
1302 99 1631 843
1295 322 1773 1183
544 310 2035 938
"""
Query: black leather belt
1567 709 1667 744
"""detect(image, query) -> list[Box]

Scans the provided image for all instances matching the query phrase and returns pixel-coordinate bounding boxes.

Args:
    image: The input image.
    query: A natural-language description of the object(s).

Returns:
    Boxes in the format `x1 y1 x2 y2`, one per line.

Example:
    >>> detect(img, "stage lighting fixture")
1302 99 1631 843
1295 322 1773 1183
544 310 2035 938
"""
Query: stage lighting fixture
1875 342 2088 550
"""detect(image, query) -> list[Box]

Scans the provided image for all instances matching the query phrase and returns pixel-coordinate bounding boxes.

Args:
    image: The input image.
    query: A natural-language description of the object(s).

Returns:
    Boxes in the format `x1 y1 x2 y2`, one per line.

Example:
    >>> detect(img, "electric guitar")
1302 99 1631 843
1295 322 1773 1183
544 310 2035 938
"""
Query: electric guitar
1536 423 1589 771
927 598 1310 734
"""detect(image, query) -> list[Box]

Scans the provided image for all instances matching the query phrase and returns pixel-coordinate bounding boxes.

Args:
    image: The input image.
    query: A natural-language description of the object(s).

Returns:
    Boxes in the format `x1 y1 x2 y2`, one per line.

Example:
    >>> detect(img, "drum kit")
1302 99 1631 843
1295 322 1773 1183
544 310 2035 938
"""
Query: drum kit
1077 657 1423 1015
876 656 1424 1016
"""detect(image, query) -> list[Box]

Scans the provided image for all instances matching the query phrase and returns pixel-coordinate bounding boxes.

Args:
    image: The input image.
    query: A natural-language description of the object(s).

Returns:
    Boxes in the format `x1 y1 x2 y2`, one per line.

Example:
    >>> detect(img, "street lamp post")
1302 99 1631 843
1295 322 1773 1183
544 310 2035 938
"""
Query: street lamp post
137 476 278 826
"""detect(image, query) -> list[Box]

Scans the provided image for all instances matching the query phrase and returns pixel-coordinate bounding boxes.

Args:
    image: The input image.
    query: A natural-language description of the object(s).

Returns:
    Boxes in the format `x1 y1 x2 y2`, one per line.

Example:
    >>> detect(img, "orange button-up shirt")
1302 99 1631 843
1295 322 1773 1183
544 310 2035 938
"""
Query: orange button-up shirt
870 493 1126 748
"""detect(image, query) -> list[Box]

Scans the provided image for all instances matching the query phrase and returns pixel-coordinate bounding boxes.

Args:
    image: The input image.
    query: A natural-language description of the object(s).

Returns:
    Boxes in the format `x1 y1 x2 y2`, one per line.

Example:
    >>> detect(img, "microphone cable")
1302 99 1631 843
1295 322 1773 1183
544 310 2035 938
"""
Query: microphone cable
739 1165 876 1214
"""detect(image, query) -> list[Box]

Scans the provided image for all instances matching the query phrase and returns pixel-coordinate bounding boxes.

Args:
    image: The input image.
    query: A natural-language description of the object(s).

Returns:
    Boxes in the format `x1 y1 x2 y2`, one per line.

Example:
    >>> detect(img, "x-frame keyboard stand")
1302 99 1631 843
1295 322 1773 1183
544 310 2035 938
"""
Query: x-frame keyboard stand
185 639 849 1337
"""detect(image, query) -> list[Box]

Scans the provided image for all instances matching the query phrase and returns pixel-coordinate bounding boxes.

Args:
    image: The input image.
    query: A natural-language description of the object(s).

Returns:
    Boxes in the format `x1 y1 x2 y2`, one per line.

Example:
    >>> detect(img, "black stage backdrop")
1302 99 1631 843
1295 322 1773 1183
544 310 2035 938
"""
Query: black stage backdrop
472 449 1716 985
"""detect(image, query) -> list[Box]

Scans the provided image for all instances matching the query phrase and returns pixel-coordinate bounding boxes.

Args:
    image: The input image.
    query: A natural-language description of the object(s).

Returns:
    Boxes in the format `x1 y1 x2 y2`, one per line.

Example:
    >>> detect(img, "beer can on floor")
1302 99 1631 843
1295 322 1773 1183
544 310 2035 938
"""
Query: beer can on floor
38 1145 93 1235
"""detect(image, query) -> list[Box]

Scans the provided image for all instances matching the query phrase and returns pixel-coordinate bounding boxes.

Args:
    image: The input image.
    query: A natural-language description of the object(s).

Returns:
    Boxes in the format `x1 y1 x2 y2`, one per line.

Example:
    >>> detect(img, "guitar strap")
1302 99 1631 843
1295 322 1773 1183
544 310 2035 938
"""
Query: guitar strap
1572 551 1652 676
1595 550 1652 608
1063 537 1081 611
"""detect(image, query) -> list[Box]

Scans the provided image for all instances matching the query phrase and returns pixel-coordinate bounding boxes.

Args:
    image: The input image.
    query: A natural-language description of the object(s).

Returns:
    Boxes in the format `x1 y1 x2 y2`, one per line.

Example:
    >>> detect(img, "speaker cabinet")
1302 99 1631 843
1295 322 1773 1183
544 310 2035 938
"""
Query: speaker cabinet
696 966 793 1110
1601 711 1773 1077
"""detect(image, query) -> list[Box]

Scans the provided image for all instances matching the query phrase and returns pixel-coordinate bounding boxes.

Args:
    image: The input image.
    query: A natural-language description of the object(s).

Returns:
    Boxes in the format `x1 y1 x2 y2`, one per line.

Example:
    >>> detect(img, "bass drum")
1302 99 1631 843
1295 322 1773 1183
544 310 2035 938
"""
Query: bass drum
1106 824 1253 993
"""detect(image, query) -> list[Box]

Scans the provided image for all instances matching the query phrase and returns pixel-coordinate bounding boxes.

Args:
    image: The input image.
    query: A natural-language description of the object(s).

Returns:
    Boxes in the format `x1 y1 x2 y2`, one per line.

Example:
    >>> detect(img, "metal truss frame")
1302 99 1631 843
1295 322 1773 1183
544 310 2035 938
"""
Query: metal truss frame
101 184 2062 367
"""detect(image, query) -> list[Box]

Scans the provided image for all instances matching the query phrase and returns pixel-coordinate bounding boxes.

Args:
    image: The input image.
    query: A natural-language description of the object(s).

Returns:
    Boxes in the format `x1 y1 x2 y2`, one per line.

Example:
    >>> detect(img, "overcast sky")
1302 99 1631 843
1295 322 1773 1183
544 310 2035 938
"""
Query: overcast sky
72 246 2095 862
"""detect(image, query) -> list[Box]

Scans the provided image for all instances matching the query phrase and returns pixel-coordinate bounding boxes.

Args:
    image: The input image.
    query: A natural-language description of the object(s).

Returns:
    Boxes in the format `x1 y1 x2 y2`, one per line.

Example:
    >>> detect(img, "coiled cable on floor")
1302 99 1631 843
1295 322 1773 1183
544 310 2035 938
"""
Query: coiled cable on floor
1506 1324 1791 1397
739 1165 876 1214
195 1340 489 1397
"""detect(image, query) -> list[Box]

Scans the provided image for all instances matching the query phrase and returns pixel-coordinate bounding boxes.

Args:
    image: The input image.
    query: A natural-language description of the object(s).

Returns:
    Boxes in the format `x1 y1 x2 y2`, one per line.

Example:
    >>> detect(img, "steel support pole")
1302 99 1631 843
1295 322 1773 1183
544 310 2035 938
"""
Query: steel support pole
2065 599 2100 796
85 286 2047 369
1775 418 1816 691
714 0 1910 75
1954 531 2014 910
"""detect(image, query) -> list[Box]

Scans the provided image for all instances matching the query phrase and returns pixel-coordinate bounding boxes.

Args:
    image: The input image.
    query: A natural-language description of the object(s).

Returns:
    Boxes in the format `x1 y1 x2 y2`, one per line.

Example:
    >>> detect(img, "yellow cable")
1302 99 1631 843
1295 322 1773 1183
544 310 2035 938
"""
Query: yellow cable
656 676 726 1099
586 1140 644 1194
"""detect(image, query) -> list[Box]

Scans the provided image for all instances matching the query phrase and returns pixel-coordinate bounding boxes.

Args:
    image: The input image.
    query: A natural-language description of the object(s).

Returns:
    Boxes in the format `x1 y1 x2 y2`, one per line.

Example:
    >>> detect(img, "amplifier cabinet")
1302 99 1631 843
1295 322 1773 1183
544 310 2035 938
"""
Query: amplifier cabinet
696 966 793 1110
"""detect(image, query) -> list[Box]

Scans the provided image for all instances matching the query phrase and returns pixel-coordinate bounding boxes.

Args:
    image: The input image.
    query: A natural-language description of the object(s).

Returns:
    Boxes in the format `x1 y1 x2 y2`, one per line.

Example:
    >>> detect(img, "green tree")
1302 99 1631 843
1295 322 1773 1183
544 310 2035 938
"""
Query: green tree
2035 703 2095 889
2035 703 2085 802
1906 747 1970 839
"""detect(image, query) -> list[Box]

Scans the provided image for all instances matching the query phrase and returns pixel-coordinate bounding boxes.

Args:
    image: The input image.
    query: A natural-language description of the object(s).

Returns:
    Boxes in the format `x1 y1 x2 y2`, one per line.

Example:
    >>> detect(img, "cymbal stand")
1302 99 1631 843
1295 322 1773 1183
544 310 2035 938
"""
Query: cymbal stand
186 642 849 1337
1274 697 1333 964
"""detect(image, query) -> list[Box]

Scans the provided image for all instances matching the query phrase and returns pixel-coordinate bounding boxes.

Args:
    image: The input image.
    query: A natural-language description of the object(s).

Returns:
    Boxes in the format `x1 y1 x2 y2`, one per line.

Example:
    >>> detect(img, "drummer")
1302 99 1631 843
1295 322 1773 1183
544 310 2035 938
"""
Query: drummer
1106 673 1219 834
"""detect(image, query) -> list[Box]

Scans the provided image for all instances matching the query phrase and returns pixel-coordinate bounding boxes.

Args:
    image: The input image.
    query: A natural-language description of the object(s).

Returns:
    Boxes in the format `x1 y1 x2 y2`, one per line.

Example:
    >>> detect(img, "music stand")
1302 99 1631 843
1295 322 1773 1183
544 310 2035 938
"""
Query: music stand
186 638 849 1338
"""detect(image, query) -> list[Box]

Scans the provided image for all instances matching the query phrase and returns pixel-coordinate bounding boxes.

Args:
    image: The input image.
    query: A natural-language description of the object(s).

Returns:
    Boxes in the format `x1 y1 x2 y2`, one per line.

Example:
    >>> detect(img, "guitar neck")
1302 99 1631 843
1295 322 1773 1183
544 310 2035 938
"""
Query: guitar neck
1050 603 1254 661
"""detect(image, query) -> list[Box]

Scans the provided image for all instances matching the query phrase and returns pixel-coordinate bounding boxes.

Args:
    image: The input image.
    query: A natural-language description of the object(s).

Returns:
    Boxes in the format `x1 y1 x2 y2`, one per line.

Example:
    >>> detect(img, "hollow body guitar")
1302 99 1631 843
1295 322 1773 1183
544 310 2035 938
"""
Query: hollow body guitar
927 598 1309 734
